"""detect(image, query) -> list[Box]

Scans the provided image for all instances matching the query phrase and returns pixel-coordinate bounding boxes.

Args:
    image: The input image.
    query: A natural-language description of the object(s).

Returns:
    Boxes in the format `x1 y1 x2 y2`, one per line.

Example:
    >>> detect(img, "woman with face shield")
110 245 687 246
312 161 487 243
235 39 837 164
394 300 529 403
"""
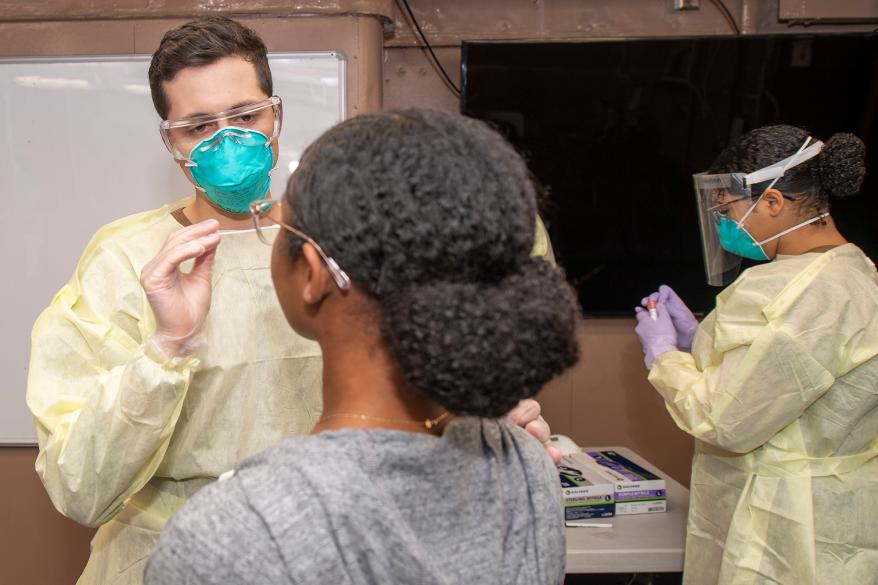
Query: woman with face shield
633 124 878 585
143 109 579 584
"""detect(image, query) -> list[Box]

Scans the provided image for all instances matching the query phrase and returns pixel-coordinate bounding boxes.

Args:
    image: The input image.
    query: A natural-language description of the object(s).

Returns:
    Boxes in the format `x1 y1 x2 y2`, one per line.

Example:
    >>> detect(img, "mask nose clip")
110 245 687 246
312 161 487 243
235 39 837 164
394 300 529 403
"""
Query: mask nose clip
199 129 252 153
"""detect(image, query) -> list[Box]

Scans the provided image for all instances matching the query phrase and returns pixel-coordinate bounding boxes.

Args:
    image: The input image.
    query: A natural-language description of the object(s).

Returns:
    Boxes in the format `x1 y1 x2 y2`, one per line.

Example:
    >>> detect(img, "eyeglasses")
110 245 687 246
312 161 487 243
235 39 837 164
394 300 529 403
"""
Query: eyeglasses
160 96 283 160
249 198 351 291
708 190 803 218
708 193 753 217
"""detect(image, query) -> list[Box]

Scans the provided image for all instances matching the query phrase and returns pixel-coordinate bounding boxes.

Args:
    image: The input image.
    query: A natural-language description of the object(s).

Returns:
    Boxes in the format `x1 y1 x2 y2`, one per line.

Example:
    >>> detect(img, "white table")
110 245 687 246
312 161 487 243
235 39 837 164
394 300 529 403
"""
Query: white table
565 446 689 574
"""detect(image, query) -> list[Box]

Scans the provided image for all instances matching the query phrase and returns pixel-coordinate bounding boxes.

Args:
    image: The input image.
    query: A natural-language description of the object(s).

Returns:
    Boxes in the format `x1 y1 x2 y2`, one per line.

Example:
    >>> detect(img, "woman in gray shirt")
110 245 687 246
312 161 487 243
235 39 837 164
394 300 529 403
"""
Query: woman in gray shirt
145 108 580 585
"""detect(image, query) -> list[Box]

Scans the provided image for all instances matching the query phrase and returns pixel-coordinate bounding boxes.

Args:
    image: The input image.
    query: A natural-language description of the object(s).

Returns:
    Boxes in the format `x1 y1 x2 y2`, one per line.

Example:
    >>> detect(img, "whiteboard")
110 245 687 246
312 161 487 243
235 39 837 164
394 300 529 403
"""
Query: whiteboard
0 53 345 444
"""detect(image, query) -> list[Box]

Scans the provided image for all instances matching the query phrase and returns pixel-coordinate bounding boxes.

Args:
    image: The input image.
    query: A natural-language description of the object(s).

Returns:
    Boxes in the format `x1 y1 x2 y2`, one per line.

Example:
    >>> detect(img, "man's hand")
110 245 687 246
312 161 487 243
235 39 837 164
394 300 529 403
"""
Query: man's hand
507 399 561 464
140 219 220 356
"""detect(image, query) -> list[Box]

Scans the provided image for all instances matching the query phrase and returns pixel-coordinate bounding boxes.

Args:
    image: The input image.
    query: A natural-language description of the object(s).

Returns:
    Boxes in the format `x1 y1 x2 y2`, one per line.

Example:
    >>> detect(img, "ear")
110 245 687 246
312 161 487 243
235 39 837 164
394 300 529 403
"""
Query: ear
300 243 335 305
761 188 786 218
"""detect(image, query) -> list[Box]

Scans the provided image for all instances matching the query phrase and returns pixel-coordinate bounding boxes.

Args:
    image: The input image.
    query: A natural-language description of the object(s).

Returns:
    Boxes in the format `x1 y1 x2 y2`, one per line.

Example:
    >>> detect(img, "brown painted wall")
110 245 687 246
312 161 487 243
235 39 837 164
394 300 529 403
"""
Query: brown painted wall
0 448 94 585
3 1 877 584
0 0 395 22
779 0 878 21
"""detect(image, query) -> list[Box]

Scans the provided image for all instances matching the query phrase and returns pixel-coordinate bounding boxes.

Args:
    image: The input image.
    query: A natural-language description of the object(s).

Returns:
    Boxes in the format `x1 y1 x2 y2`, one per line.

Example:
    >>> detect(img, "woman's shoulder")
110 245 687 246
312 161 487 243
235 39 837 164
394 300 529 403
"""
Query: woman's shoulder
148 438 348 584
719 244 876 314
148 423 562 584
229 432 392 513
197 421 556 521
446 417 557 469
145 473 287 584
232 419 555 498
762 244 878 318
818 244 878 286
236 431 370 477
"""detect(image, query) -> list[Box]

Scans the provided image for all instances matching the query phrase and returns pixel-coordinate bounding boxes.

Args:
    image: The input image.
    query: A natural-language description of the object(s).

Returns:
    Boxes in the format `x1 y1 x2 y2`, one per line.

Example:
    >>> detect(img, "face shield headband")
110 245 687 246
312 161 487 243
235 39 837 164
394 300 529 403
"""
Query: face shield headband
736 137 823 224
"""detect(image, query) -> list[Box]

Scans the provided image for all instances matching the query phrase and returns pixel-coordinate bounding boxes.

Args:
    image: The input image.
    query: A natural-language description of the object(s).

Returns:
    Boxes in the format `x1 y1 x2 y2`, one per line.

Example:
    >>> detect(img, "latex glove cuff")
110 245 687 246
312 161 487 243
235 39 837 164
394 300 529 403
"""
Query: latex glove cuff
678 325 698 352
645 340 678 370
145 332 205 362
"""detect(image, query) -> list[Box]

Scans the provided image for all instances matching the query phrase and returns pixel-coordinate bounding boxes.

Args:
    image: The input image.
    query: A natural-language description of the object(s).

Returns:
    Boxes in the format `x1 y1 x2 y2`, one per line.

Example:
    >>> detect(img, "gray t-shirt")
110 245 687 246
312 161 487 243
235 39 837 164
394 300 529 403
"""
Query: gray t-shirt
144 417 565 585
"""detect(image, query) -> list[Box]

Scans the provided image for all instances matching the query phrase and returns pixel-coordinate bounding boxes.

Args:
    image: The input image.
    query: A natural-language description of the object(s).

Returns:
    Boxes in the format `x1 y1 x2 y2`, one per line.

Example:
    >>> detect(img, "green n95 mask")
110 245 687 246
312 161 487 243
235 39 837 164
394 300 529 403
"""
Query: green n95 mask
717 216 770 261
187 127 274 214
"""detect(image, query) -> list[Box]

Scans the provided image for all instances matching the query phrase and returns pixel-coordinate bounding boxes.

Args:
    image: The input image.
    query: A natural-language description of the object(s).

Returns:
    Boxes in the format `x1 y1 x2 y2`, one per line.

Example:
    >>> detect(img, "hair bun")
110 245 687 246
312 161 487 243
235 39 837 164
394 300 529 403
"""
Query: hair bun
380 258 580 417
818 133 866 199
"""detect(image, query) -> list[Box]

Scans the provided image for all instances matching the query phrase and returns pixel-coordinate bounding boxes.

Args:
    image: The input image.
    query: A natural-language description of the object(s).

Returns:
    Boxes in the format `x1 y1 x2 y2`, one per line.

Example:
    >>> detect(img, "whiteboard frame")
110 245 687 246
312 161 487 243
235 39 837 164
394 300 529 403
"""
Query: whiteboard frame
0 50 347 123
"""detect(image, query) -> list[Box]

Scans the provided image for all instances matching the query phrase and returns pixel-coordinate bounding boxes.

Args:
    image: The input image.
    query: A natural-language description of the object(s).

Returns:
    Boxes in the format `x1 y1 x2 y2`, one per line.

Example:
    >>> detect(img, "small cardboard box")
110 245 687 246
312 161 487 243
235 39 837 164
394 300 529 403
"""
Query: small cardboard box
581 450 667 515
557 452 615 520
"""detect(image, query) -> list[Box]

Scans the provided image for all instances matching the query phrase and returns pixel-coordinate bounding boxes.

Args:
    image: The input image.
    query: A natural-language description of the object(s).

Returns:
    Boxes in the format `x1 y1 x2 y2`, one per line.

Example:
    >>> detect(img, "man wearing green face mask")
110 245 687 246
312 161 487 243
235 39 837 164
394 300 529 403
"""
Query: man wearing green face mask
26 17 558 585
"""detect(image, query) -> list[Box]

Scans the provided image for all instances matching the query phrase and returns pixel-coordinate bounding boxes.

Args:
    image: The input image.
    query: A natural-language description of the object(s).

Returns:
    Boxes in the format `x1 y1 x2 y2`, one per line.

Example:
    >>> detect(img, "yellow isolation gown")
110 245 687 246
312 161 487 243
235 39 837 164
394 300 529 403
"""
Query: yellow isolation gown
649 244 878 585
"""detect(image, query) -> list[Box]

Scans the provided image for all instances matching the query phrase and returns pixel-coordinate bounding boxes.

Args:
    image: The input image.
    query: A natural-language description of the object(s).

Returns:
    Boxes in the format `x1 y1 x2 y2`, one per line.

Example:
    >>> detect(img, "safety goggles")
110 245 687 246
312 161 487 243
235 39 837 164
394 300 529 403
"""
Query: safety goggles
160 96 283 161
249 198 351 291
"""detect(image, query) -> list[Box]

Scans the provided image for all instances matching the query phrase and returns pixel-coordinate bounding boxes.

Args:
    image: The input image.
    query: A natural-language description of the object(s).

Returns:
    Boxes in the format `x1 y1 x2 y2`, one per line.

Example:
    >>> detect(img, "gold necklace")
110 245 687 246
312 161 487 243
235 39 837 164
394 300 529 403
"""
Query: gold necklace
317 410 450 430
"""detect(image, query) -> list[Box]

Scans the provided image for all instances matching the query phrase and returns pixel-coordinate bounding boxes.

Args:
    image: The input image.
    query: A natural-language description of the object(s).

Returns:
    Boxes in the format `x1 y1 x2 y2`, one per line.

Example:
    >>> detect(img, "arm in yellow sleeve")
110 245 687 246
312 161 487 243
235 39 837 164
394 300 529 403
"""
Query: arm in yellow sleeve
649 250 878 454
26 238 198 527
648 324 835 454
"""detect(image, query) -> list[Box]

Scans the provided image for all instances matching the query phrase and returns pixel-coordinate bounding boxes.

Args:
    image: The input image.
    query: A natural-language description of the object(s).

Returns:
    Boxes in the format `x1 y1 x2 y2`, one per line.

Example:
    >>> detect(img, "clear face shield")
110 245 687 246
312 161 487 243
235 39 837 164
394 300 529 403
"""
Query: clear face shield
159 96 283 162
694 137 825 286
694 173 752 286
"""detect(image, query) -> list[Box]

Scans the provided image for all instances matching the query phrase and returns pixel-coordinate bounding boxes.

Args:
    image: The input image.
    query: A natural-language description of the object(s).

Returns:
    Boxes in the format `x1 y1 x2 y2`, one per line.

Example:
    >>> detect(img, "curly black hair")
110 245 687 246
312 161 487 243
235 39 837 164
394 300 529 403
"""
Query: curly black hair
709 124 866 215
283 109 581 417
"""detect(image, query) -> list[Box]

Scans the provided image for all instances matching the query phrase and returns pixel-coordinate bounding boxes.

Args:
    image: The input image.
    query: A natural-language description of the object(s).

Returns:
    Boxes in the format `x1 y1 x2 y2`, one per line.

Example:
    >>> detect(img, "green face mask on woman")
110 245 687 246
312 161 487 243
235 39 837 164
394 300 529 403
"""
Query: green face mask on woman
717 211 831 262
717 216 770 261
188 127 275 214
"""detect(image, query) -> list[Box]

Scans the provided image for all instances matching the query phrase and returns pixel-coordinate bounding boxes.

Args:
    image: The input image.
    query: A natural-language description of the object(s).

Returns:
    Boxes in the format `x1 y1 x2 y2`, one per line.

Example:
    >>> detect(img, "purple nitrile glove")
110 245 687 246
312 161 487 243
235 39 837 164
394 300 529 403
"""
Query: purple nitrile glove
634 301 678 369
640 284 699 351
